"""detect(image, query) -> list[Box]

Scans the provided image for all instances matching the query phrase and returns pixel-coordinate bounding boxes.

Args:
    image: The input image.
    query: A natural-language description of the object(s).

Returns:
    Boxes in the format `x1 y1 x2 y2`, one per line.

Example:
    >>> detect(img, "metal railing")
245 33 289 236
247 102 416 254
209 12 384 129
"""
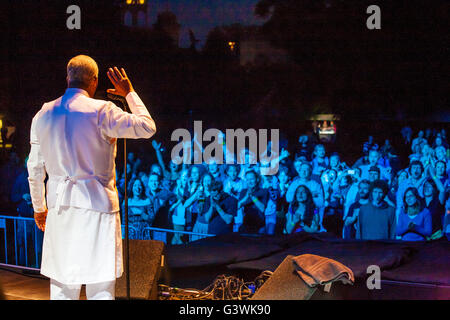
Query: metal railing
0 215 43 271
121 224 215 243
0 215 215 271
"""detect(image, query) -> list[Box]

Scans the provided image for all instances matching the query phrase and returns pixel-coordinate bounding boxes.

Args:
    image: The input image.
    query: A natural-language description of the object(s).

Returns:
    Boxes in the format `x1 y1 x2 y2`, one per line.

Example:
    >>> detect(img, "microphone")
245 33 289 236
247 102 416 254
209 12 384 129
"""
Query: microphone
107 90 132 299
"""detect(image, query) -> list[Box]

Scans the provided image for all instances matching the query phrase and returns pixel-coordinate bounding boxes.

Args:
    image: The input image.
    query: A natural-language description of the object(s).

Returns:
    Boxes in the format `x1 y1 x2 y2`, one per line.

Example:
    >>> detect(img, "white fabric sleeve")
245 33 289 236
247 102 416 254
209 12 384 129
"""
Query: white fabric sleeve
98 91 156 140
27 114 48 213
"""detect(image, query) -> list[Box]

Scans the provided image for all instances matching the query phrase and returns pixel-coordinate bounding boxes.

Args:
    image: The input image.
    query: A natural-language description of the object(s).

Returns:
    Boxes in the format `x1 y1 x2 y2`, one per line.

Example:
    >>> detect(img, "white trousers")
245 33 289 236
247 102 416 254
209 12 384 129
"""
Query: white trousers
50 279 116 300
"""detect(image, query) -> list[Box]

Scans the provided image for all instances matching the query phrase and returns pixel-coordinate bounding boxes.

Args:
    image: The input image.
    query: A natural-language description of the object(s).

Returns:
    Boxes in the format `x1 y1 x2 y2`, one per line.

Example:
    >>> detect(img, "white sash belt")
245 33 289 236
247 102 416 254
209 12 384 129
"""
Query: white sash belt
51 175 98 213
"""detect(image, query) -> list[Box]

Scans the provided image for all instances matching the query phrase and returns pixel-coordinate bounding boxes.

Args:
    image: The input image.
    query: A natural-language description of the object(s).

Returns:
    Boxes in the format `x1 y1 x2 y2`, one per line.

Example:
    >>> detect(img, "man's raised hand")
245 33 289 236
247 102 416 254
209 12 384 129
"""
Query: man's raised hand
107 67 135 98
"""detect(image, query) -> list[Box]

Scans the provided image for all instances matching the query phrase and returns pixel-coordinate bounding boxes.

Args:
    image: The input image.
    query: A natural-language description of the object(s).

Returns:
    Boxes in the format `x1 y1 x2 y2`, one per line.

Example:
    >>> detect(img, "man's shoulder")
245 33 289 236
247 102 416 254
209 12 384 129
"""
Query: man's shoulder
78 95 113 111
38 94 111 115
35 96 63 116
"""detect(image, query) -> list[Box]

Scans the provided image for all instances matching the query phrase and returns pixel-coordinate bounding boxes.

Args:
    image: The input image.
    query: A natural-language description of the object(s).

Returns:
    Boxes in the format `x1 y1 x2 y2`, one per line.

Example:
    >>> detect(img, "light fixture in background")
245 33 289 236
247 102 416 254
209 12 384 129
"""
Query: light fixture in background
126 0 146 5
0 119 13 149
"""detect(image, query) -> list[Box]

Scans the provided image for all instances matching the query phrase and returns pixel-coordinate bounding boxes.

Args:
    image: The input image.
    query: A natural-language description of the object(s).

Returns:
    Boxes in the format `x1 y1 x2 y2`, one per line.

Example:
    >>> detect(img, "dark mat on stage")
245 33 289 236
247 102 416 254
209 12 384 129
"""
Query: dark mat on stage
165 232 332 268
165 233 450 288
226 237 449 286
165 233 286 268
227 238 416 279
380 240 450 286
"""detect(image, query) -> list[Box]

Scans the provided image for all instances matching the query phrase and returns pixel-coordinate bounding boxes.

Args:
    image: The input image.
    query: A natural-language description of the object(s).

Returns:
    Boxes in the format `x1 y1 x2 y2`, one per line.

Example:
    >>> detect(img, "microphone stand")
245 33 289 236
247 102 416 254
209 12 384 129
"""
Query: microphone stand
107 92 131 300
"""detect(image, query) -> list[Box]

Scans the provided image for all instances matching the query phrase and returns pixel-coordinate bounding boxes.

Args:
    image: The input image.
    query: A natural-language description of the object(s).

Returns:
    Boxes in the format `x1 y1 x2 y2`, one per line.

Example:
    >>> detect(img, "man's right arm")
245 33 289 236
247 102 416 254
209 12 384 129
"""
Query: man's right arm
27 114 48 231
98 94 156 140
99 67 156 140
27 114 47 213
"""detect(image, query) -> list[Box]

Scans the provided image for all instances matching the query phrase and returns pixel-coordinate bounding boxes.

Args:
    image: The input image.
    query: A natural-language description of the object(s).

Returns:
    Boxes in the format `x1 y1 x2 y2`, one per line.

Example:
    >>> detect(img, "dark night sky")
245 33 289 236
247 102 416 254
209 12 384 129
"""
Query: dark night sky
0 0 448 161
139 0 267 47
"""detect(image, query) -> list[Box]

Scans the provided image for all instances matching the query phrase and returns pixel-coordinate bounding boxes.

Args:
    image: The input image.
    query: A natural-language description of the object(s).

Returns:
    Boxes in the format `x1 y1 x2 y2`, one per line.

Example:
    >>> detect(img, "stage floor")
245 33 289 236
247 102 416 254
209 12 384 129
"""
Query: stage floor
0 268 87 300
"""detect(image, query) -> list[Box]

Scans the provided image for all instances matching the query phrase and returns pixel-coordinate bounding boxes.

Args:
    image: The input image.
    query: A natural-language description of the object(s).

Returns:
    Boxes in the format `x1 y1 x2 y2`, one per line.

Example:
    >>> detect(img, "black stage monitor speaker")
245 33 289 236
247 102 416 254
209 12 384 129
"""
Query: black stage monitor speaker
116 239 165 300
251 255 316 300
251 255 349 300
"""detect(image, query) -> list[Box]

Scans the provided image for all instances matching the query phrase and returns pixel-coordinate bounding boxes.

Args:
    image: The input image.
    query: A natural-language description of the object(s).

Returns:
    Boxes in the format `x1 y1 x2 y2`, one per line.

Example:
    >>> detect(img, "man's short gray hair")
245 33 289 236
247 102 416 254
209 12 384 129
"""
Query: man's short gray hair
67 55 99 87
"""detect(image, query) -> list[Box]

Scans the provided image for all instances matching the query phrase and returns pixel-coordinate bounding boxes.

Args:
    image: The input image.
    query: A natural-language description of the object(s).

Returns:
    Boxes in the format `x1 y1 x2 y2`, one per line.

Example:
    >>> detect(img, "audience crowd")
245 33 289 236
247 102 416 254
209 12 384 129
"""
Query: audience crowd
2 125 450 251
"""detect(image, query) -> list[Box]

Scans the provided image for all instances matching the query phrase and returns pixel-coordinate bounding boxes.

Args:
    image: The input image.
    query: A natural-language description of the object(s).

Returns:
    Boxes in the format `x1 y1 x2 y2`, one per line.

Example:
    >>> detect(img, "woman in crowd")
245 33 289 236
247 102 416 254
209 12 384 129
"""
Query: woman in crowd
190 173 214 241
284 185 320 234
170 169 190 245
223 164 247 232
238 170 268 234
277 166 291 199
223 164 247 200
396 187 432 241
183 166 204 232
122 179 151 240
422 178 445 239
420 144 435 171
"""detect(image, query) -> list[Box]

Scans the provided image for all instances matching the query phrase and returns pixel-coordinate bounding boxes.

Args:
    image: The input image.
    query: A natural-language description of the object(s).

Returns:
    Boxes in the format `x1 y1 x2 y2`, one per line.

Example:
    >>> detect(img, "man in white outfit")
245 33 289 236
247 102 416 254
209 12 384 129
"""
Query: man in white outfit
27 55 156 300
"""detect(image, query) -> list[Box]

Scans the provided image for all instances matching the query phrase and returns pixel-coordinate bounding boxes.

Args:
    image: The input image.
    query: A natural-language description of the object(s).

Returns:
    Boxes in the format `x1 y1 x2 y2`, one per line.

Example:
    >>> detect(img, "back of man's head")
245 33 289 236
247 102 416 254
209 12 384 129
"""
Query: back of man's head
67 55 98 88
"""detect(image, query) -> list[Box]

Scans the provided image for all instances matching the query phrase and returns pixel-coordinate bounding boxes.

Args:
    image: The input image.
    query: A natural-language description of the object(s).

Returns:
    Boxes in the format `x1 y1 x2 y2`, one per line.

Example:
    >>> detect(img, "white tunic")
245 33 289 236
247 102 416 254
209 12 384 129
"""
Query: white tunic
27 88 156 284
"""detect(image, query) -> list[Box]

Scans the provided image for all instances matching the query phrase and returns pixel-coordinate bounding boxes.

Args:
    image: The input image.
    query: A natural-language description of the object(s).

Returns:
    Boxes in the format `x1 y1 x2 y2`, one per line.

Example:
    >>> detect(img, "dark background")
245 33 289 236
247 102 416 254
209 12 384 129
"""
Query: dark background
0 0 448 166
